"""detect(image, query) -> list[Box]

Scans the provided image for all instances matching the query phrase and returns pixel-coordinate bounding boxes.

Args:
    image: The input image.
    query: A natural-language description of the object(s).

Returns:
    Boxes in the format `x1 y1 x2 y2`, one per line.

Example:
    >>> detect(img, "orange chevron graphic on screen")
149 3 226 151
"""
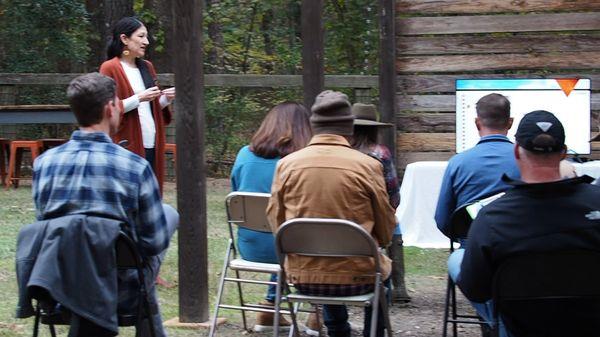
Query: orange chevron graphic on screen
556 79 579 97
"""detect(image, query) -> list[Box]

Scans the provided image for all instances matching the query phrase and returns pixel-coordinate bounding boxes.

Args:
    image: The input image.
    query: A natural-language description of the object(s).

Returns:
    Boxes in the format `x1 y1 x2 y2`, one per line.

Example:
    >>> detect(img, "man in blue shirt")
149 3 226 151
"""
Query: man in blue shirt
32 73 178 337
435 93 520 237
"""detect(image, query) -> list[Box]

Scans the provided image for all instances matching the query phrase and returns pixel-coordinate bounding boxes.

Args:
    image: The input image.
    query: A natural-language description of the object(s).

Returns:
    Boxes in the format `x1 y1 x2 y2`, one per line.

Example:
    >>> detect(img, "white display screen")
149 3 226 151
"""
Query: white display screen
456 79 591 154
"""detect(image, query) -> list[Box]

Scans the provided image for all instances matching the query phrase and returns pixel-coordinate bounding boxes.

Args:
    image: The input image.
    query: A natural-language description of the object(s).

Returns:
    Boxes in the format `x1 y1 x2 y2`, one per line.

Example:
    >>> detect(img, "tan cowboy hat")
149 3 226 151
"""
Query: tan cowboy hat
352 103 393 127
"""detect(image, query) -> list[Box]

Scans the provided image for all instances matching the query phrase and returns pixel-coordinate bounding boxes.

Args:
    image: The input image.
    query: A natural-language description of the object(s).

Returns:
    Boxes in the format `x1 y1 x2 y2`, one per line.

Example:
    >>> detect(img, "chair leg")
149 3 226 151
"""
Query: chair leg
370 284 381 337
379 289 393 337
33 304 40 337
209 243 233 337
442 276 452 337
451 279 458 337
13 148 23 189
48 323 57 337
234 269 249 331
286 301 299 337
6 145 16 189
273 270 283 337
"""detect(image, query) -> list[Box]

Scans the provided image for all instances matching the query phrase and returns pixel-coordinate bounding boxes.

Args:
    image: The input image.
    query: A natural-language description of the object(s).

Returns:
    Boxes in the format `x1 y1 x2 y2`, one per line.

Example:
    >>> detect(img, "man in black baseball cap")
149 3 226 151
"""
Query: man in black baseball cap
515 110 566 154
454 109 600 336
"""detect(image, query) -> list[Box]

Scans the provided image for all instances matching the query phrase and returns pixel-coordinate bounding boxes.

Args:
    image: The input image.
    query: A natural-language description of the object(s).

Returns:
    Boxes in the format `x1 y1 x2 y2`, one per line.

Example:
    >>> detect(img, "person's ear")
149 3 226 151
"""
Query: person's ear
560 146 567 160
119 34 128 45
475 117 481 131
507 117 514 129
514 144 521 160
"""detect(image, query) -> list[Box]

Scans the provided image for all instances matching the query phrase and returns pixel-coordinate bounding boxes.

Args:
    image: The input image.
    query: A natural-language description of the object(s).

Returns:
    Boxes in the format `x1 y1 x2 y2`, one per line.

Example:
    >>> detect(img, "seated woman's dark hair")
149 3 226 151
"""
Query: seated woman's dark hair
250 102 312 159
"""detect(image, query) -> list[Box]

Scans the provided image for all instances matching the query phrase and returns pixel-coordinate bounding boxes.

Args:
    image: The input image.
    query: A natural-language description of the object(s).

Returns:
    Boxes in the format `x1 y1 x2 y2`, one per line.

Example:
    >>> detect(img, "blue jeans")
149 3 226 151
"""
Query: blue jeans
321 279 391 337
447 249 511 337
237 228 278 302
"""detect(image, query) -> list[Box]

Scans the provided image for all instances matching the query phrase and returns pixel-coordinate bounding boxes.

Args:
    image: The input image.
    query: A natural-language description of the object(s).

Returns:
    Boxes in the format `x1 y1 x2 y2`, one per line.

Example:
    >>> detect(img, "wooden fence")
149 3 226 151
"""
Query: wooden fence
394 0 600 171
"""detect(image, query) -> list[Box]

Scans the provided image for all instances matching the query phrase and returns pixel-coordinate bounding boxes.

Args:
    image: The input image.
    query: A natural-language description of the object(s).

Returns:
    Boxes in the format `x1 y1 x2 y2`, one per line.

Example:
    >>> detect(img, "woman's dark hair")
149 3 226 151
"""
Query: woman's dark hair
351 125 379 153
250 102 312 159
106 17 154 89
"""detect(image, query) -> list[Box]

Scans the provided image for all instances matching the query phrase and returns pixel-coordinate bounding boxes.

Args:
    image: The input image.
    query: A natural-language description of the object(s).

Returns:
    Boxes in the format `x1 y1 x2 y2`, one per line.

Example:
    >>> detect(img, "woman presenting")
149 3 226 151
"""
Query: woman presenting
100 17 174 193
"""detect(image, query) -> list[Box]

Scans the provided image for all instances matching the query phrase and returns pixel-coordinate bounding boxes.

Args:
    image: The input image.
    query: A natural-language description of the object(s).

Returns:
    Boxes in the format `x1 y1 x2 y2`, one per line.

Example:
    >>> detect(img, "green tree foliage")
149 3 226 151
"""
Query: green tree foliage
0 0 90 73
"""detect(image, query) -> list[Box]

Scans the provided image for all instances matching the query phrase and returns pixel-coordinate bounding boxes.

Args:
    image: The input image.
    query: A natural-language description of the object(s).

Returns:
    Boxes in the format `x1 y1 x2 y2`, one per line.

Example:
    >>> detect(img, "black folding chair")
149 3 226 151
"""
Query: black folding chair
32 231 157 337
492 250 600 337
442 203 491 337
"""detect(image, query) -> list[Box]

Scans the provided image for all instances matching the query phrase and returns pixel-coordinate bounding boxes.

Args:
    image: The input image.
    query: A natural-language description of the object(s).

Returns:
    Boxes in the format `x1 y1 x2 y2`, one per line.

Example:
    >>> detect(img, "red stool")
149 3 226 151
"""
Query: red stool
6 140 43 188
40 138 67 152
0 138 9 186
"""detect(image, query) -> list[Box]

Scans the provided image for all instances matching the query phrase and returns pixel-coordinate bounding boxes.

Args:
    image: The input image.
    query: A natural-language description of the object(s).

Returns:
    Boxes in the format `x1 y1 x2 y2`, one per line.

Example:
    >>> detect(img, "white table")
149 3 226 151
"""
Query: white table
395 160 600 249
396 161 449 248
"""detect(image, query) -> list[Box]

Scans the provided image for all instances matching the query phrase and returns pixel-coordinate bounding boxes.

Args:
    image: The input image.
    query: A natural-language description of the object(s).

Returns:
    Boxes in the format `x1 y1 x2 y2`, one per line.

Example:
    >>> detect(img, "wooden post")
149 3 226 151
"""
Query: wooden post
378 0 397 160
301 0 324 109
173 0 207 322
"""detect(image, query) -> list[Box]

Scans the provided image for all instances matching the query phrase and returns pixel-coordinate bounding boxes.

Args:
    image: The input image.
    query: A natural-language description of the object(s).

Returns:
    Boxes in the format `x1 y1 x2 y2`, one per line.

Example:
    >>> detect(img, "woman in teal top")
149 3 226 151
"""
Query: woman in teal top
230 102 311 328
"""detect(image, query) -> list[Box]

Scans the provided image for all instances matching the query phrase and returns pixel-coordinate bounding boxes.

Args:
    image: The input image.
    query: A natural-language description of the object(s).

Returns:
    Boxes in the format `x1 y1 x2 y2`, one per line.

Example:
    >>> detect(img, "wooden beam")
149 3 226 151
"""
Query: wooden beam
397 33 600 56
396 0 600 14
301 0 324 109
397 151 454 169
396 51 600 73
397 132 455 152
397 12 600 35
173 0 208 322
379 0 397 159
397 94 600 112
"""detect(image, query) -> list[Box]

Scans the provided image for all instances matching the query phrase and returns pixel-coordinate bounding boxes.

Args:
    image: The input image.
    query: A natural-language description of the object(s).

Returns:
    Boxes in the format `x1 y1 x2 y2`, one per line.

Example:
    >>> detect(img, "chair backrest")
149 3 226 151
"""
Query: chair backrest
275 218 381 273
493 249 600 335
448 203 473 241
225 191 272 233
115 231 143 270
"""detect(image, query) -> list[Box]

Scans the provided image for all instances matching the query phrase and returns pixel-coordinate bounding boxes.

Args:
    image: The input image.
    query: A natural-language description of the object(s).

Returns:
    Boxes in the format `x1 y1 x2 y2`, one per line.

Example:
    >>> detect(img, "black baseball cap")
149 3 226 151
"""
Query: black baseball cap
515 110 565 153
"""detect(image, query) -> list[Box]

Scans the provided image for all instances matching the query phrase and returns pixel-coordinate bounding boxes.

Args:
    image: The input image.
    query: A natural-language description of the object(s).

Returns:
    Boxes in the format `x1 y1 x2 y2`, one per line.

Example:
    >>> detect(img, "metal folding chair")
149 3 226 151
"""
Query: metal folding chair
493 250 600 336
209 192 289 337
442 203 491 337
32 230 156 337
275 218 393 337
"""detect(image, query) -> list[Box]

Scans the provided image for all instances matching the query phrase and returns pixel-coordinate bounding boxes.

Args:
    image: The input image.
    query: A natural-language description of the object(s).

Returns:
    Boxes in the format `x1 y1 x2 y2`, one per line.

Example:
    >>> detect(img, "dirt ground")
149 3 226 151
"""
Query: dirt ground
209 274 484 337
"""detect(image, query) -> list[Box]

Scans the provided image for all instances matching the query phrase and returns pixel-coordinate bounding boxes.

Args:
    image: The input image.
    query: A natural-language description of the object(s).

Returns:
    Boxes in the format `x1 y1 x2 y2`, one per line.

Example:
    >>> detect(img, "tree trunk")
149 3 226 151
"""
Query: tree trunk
261 7 274 73
142 0 174 73
85 0 134 70
205 0 224 73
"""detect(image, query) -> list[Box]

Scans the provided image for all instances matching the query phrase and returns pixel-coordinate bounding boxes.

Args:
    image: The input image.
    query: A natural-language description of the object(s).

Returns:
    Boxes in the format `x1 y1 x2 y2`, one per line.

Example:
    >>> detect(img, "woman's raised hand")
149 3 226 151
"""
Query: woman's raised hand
138 86 161 102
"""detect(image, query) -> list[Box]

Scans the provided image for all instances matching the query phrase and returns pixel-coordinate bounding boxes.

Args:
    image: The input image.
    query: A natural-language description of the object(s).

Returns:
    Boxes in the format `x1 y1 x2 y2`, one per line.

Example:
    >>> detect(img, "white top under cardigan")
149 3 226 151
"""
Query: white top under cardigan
120 60 170 149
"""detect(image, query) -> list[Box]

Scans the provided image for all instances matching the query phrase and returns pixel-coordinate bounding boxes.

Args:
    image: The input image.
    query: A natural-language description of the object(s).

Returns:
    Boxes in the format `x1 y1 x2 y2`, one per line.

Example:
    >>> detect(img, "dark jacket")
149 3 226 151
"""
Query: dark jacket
16 215 123 334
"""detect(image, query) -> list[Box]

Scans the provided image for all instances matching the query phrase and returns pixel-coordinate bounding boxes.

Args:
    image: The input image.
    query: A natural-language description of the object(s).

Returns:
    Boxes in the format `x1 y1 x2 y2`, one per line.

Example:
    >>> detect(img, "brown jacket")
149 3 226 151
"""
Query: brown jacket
267 134 396 284
99 57 172 194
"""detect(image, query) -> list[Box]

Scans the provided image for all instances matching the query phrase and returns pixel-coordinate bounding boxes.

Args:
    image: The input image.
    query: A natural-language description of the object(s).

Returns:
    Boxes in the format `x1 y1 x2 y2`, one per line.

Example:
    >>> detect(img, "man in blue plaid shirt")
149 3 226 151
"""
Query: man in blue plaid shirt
32 72 178 337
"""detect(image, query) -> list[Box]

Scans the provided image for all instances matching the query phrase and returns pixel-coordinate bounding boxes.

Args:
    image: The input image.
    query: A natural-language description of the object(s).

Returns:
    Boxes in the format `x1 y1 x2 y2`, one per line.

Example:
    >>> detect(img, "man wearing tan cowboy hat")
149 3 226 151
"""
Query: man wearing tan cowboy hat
350 103 411 303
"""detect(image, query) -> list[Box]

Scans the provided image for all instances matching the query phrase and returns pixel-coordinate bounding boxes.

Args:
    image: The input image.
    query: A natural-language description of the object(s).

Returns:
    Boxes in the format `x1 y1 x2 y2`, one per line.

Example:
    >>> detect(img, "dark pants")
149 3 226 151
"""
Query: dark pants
297 279 391 337
144 148 156 172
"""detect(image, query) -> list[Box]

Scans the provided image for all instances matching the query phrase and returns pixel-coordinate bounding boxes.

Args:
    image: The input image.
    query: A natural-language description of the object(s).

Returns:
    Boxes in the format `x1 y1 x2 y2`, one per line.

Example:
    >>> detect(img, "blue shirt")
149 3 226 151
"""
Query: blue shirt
32 130 169 257
231 145 279 193
230 145 279 263
435 134 520 236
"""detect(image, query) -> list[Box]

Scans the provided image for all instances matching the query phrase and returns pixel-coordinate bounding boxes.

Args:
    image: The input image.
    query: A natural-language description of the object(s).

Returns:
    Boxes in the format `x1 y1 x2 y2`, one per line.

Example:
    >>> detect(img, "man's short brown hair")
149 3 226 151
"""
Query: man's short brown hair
476 93 511 130
67 73 116 127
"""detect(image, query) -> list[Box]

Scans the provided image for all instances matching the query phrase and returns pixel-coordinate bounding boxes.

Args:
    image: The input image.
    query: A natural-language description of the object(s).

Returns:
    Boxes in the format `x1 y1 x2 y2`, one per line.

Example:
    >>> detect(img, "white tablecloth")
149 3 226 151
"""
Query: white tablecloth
395 160 600 249
396 161 449 248
573 161 600 179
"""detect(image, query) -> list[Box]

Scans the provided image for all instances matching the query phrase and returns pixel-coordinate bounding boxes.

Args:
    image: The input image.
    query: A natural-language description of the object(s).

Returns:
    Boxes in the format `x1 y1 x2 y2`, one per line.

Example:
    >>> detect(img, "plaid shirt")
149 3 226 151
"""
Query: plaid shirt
368 144 400 209
33 130 169 257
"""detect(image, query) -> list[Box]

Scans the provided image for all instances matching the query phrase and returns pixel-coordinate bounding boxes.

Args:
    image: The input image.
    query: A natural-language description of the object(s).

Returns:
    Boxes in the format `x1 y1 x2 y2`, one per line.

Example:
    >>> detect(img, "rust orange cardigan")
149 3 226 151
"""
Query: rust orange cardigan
99 57 172 194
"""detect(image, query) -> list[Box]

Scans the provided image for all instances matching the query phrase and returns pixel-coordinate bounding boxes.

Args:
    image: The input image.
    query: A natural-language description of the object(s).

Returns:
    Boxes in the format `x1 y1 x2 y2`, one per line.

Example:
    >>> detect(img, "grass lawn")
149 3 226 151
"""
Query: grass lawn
0 181 448 336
